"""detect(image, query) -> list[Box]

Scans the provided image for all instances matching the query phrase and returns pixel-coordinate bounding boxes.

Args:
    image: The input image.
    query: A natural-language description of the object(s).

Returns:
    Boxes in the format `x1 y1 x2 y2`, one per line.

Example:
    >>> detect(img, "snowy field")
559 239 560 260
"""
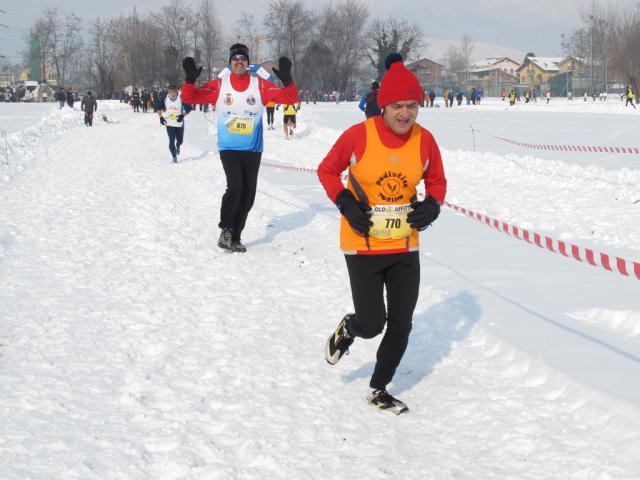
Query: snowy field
1 98 639 479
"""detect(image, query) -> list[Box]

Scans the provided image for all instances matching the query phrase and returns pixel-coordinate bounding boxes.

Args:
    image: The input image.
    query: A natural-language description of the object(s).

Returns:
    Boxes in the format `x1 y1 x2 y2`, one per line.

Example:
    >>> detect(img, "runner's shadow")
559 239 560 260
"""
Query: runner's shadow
341 291 481 394
177 150 211 163
246 198 335 248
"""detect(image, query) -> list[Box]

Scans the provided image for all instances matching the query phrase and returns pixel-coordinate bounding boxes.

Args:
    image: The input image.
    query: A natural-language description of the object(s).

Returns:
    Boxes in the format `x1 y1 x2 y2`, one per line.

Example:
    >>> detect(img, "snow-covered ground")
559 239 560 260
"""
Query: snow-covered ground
1 99 639 479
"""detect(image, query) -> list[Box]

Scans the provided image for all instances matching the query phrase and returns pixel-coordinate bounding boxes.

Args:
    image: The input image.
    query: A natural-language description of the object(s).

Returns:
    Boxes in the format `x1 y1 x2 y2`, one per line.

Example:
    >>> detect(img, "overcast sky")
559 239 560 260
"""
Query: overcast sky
1 0 637 64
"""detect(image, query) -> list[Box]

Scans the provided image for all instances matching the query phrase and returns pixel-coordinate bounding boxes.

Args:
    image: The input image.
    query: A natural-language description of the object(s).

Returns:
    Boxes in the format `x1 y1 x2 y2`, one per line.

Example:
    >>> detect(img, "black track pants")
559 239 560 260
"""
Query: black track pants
345 251 420 390
166 126 184 157
219 150 262 241
266 107 275 126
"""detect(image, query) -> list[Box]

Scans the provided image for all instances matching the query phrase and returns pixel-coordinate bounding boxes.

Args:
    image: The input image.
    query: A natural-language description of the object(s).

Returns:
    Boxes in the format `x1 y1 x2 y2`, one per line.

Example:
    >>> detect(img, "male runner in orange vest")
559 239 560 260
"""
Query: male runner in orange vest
318 53 447 414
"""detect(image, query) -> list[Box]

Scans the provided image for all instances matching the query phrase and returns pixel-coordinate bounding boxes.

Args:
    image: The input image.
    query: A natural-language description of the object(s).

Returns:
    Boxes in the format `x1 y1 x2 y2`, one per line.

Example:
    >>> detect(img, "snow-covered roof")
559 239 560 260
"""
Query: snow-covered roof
525 57 563 72
471 57 520 69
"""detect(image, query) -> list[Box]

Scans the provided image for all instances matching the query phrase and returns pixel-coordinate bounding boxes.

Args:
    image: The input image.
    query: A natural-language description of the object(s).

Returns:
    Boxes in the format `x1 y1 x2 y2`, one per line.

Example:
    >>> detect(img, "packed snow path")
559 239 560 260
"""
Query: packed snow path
1 103 639 479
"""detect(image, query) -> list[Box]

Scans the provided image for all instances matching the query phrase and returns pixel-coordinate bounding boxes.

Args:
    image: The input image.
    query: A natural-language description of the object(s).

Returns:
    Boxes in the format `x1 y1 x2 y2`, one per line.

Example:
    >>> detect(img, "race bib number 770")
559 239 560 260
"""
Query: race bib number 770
369 204 412 239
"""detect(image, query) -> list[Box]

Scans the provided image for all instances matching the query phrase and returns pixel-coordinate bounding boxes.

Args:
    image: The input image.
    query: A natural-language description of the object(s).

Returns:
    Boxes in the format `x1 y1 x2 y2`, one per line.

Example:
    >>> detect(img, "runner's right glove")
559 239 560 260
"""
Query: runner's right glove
335 189 372 235
160 117 167 125
407 195 441 230
182 57 203 84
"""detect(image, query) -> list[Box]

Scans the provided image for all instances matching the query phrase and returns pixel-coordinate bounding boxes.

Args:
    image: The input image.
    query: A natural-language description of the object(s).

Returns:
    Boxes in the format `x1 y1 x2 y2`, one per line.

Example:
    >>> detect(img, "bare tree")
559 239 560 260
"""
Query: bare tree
151 0 197 68
606 8 640 94
33 7 83 88
570 2 640 94
459 34 474 90
86 18 118 97
114 10 163 88
315 0 368 90
366 18 425 79
198 0 223 80
443 44 465 72
264 0 314 81
232 13 259 60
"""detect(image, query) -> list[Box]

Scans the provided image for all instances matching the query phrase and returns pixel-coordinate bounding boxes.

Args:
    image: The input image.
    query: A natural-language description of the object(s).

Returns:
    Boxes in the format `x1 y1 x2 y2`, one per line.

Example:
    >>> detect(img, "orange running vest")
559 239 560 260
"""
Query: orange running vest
340 118 424 254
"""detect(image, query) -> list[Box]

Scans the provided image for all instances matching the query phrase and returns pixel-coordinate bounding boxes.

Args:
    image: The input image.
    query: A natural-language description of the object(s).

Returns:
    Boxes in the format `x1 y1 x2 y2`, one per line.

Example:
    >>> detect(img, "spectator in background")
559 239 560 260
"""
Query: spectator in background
55 89 65 109
626 86 636 109
358 81 381 118
66 88 75 108
81 91 98 126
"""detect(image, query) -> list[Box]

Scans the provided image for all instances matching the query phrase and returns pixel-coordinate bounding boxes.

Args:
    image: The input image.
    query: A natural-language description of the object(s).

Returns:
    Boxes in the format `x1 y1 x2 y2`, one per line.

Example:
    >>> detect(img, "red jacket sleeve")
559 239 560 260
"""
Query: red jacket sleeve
420 129 447 204
259 79 300 106
317 123 365 203
180 79 220 105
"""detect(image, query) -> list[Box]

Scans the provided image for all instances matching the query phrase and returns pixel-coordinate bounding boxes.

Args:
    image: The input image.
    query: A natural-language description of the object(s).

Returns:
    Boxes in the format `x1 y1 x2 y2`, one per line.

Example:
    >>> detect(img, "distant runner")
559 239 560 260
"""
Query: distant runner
157 85 192 163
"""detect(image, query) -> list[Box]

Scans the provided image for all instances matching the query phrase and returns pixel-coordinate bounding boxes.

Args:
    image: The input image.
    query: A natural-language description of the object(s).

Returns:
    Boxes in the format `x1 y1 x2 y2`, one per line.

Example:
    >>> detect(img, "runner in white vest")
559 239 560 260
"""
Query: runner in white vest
157 85 192 163
181 43 300 252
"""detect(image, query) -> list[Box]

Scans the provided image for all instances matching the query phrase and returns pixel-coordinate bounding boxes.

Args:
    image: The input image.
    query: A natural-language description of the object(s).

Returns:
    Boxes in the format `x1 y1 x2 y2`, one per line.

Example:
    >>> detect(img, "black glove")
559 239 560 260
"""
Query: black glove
176 114 184 123
182 57 203 84
335 189 372 235
407 195 441 231
160 116 167 125
272 57 293 86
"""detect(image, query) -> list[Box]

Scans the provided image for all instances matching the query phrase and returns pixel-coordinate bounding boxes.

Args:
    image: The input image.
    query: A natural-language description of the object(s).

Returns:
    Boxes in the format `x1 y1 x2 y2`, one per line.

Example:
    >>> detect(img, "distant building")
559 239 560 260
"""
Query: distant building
406 58 445 90
470 57 520 76
19 67 58 86
466 57 521 95
516 56 563 89
557 56 587 76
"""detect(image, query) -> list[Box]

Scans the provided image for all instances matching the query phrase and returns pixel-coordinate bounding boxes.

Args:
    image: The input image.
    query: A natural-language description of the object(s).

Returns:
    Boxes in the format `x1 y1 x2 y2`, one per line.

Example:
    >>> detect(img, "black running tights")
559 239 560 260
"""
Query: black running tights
344 252 420 390
219 150 262 242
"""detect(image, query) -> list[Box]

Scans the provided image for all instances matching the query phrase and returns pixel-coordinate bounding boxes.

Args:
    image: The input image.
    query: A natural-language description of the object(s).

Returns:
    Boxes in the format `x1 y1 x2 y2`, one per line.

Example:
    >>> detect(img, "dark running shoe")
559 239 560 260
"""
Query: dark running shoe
325 314 354 365
231 241 247 253
367 389 409 415
217 228 233 250
172 156 178 163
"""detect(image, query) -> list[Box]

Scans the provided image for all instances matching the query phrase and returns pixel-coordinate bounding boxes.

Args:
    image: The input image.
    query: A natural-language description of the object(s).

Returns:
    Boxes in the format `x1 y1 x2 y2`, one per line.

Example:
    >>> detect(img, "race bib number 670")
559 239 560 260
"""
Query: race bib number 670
369 204 412 240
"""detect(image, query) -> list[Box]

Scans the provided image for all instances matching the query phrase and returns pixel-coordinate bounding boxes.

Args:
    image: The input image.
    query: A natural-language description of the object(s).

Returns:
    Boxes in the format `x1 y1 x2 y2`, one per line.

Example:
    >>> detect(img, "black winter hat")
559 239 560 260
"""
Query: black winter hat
371 81 380 90
229 43 250 63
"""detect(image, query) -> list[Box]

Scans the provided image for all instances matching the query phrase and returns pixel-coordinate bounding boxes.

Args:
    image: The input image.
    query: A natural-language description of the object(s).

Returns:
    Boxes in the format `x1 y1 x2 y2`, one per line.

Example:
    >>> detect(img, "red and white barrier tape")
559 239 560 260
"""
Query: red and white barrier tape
261 161 318 175
260 161 640 280
445 202 640 280
475 129 640 154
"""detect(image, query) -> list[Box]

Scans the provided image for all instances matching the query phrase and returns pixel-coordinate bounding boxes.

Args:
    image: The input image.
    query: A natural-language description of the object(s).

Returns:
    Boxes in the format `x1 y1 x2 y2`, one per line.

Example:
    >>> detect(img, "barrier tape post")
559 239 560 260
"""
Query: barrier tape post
1 129 7 166
470 125 476 152
259 160 639 281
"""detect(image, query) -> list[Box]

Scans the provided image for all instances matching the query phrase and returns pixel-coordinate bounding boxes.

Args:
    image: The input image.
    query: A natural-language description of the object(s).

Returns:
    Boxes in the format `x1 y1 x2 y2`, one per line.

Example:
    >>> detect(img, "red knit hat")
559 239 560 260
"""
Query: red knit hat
377 53 424 108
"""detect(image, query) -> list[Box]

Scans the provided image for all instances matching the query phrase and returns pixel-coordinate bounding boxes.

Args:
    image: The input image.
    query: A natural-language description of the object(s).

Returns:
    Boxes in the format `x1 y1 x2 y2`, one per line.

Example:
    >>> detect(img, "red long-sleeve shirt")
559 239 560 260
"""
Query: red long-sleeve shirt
317 116 447 204
181 74 300 106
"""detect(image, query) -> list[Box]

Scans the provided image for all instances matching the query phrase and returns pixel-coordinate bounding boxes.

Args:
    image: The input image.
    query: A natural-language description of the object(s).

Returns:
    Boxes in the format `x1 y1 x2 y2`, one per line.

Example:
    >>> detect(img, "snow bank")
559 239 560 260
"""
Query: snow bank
567 308 640 338
1 101 130 182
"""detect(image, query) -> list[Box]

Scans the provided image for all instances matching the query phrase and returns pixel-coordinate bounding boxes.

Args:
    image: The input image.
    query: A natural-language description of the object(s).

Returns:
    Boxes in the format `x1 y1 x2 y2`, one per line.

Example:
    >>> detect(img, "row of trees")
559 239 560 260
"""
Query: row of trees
25 0 427 97
564 2 640 92
15 0 640 98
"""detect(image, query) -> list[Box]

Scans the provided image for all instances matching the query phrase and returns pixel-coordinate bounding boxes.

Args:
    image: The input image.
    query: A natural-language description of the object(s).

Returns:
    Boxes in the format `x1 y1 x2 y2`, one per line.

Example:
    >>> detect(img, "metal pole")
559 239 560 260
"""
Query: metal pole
590 14 594 94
